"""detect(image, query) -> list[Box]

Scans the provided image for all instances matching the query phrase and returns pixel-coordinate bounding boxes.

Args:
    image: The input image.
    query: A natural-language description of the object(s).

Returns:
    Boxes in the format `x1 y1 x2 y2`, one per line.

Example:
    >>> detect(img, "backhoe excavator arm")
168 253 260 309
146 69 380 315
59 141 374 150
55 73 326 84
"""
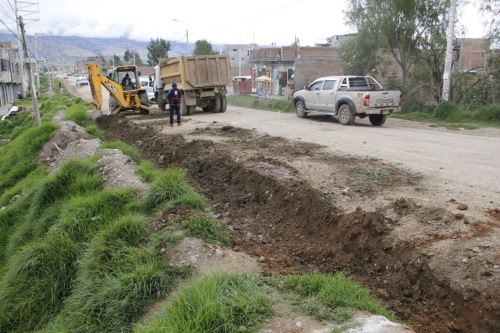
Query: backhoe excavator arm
87 64 129 112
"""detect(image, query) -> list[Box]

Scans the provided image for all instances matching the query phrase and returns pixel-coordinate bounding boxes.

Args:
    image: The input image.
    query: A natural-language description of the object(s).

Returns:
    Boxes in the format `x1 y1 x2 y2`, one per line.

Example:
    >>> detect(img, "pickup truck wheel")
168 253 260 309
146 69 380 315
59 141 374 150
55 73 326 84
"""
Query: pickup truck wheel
369 114 387 126
295 100 308 118
338 104 355 125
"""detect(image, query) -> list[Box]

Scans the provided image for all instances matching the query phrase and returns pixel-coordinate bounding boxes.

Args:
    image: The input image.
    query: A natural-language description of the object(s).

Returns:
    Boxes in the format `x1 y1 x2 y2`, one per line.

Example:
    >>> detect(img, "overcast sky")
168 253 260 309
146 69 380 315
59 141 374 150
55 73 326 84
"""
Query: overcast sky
3 0 491 46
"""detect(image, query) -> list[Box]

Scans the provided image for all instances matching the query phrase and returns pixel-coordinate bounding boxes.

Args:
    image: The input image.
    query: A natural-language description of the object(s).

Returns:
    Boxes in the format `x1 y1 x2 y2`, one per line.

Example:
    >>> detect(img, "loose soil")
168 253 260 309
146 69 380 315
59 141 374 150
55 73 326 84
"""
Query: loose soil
96 116 500 333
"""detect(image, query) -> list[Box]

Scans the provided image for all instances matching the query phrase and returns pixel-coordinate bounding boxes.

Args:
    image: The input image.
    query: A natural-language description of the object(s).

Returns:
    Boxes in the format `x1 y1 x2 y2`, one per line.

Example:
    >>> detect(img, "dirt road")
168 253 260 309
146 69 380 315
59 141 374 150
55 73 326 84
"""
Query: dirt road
70 82 500 332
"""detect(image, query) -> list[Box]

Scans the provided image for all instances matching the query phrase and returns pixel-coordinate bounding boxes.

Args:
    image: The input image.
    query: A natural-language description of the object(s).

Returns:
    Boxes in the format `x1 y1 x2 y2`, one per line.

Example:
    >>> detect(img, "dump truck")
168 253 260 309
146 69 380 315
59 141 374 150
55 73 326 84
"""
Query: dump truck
88 64 151 115
155 55 231 115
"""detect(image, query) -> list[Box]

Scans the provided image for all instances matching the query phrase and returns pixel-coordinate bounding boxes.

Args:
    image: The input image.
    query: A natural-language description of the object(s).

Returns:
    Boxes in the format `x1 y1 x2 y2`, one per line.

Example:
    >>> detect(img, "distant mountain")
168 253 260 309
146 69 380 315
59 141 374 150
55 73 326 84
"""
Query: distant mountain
0 33 194 64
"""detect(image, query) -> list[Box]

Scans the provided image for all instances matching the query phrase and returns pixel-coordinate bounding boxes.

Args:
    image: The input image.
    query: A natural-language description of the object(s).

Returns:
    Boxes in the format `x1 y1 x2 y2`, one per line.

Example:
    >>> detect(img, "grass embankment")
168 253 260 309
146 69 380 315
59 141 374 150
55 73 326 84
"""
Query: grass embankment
395 102 500 129
228 94 294 112
0 89 395 332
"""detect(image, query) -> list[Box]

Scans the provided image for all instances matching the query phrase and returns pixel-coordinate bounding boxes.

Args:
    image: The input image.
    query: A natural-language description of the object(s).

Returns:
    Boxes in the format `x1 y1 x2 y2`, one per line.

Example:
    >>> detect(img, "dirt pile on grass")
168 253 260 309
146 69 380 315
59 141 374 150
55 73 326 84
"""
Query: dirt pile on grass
97 116 499 333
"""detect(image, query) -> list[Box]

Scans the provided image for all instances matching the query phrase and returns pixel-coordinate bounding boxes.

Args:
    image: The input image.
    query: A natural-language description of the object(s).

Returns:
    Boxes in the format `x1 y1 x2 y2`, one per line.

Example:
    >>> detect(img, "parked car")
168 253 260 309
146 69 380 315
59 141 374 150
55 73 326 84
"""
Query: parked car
76 76 89 87
292 76 401 126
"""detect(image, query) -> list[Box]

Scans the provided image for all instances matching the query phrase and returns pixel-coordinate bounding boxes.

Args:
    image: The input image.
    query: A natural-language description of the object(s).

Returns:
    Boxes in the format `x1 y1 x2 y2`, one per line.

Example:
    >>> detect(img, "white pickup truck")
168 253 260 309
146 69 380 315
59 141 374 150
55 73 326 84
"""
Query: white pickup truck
292 76 400 126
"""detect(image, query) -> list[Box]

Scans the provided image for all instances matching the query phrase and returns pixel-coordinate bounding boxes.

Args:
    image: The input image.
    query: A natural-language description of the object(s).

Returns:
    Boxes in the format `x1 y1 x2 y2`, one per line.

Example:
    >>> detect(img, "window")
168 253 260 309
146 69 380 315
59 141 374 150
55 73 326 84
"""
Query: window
322 80 336 90
309 81 323 91
348 77 369 88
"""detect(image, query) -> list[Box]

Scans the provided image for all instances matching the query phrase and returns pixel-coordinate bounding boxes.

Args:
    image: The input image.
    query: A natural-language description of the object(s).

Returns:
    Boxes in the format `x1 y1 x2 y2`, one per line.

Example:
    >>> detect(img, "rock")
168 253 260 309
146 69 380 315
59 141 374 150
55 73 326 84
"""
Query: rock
342 187 351 196
255 247 264 257
454 212 465 220
215 249 224 257
233 245 240 252
471 246 480 254
462 257 468 264
259 256 266 262
158 154 165 163
295 321 302 328
160 248 166 253
238 325 246 331
377 288 390 299
457 203 468 210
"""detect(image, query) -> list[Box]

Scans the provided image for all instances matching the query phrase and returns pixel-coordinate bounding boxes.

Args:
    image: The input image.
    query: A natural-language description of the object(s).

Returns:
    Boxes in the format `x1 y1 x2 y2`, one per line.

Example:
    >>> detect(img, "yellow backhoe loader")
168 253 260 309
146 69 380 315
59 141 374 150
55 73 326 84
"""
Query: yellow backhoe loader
88 64 150 115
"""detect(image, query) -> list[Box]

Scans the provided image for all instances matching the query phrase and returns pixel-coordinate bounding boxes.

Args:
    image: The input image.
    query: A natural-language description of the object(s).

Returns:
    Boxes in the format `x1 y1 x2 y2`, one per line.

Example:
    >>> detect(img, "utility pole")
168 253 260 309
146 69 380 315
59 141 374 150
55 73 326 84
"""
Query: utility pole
14 0 27 97
442 0 456 101
19 16 40 127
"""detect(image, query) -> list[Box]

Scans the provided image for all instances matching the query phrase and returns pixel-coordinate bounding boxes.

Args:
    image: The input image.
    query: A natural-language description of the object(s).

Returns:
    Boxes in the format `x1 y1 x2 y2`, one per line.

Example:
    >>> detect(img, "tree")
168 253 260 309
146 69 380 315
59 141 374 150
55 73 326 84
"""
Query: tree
112 54 121 66
345 0 450 96
147 38 171 66
193 40 217 56
134 52 144 66
339 31 382 76
124 49 132 63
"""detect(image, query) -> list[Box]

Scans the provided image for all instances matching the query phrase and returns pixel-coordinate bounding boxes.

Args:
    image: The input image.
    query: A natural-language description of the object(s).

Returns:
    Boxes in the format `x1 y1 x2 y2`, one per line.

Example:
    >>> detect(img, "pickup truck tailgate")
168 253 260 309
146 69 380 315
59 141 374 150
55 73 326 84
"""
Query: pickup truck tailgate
370 91 400 108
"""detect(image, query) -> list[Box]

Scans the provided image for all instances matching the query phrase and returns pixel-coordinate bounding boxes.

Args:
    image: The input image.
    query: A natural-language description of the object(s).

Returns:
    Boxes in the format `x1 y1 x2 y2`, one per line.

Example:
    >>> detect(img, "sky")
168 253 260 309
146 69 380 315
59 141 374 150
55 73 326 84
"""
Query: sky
0 0 492 46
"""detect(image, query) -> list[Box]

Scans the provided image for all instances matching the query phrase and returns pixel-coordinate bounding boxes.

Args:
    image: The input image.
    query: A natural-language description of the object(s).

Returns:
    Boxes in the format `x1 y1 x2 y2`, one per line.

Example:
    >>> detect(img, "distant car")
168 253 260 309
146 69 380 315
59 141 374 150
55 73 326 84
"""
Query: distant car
76 76 89 87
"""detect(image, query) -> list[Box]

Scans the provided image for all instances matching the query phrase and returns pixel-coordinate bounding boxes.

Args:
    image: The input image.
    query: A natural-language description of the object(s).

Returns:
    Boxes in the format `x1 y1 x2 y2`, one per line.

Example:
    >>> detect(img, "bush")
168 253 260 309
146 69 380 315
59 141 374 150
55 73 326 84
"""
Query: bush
183 214 230 245
136 274 273 333
473 104 500 122
51 215 190 332
434 101 460 119
146 168 190 209
283 273 394 323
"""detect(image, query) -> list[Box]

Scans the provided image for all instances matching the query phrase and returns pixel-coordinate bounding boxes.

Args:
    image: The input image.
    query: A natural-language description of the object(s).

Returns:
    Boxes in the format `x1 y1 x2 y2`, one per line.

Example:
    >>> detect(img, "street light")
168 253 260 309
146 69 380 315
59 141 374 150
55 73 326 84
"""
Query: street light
172 19 189 52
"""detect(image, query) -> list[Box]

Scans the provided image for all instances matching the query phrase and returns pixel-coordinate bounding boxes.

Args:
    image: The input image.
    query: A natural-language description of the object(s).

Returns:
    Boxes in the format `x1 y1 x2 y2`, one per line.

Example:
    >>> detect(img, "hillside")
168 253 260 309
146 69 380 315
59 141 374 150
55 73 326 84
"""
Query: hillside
0 33 192 63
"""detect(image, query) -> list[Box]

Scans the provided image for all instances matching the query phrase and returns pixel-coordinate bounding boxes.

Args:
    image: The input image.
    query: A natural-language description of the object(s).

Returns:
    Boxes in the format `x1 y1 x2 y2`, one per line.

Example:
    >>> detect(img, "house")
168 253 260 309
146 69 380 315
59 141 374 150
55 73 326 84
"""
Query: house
0 42 23 106
220 44 258 77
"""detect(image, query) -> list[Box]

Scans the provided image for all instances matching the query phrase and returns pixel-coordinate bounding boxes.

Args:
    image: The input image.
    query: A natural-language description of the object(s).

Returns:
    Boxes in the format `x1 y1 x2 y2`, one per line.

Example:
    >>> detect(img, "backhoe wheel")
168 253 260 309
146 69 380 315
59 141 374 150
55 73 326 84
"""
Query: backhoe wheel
213 94 222 113
369 114 387 126
338 103 355 125
220 94 227 113
295 100 307 118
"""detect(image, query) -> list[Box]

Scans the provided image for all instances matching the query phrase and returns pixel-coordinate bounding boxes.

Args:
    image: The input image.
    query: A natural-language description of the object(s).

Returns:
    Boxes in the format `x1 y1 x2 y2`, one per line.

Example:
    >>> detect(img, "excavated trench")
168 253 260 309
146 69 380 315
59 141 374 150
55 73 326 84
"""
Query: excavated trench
97 116 498 333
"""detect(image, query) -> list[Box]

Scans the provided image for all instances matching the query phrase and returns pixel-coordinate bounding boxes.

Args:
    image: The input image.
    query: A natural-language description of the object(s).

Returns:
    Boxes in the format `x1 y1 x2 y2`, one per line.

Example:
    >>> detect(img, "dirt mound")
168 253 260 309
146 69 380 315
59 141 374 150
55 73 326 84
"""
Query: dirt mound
167 237 260 274
38 121 96 171
97 151 149 197
97 116 499 333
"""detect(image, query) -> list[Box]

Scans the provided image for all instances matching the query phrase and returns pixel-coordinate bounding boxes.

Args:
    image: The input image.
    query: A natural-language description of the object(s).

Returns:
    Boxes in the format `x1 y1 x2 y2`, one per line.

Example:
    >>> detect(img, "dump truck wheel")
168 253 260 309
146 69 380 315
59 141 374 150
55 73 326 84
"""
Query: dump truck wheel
213 94 222 113
369 114 387 126
337 103 355 125
220 94 227 113
180 96 188 116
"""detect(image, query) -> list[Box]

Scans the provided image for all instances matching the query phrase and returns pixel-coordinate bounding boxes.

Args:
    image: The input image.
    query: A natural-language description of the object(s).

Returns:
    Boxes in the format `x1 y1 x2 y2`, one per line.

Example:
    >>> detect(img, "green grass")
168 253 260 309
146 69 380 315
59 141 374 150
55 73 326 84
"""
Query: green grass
283 273 394 323
395 102 500 128
0 91 399 333
102 140 142 163
183 214 230 245
228 94 294 113
146 168 191 210
135 274 274 333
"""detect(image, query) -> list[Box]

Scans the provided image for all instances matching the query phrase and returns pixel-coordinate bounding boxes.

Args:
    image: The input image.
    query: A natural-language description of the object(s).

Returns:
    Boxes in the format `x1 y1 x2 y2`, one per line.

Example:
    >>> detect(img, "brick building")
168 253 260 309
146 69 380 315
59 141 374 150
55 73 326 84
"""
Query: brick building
0 42 23 106
456 38 489 72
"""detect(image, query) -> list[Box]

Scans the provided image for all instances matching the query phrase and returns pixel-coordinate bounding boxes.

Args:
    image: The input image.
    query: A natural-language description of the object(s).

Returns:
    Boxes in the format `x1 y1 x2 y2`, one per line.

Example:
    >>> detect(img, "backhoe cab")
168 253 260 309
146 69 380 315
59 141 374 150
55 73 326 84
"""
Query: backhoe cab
88 64 150 115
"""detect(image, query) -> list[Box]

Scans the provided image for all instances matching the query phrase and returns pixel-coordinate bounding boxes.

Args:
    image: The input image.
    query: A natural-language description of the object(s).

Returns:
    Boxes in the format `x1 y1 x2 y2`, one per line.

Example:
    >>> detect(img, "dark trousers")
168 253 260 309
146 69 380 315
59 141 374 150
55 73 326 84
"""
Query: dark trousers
169 105 181 125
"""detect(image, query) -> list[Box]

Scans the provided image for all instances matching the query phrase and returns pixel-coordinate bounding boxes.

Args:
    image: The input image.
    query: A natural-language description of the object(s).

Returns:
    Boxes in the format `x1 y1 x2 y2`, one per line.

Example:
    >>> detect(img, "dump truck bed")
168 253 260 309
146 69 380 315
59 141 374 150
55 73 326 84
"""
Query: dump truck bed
160 56 231 90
